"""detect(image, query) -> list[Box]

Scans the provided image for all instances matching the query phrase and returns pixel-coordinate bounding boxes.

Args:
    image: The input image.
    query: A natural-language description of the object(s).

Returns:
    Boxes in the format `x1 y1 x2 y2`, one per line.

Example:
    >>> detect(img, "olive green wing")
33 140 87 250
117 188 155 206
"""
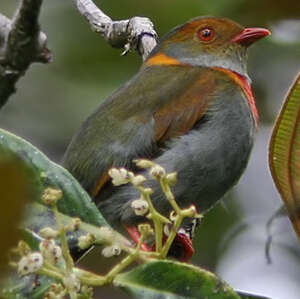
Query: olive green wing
63 65 217 197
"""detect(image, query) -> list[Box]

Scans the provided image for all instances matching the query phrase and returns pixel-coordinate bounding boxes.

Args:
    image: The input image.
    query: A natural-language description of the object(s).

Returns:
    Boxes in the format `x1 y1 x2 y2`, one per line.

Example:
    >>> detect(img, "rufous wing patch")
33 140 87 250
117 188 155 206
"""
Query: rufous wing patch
154 73 215 142
91 172 110 198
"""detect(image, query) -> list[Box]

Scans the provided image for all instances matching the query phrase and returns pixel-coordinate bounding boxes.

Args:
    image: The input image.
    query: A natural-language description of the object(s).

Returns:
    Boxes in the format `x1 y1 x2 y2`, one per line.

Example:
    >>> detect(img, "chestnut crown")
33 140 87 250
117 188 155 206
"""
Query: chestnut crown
147 17 270 79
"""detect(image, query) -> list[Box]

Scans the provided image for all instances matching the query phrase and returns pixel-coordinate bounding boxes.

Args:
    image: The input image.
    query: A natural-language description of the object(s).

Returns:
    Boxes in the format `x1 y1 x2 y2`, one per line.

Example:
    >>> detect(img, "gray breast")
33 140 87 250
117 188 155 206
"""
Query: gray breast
99 79 255 228
150 81 255 214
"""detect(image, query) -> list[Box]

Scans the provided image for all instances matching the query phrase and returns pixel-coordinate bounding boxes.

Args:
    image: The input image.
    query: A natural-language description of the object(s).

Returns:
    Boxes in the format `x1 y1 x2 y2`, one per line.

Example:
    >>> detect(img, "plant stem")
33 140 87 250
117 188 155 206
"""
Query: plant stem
160 215 183 258
106 254 136 283
138 187 169 253
73 268 107 286
160 206 197 258
143 191 162 252
43 260 62 272
52 204 74 272
37 266 64 281
73 236 151 286
69 291 78 299
153 221 163 252
159 177 181 214
106 234 144 282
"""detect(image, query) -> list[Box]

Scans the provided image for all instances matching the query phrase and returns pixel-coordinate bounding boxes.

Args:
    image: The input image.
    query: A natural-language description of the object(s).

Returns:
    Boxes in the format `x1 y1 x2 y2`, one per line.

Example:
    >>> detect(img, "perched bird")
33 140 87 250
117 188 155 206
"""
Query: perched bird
63 16 270 260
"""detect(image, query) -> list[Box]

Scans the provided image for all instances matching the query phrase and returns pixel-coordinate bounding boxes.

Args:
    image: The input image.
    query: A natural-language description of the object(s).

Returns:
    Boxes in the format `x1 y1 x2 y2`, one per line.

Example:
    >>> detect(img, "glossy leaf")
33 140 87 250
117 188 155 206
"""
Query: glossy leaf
0 128 109 298
269 72 300 238
114 260 241 299
0 128 106 227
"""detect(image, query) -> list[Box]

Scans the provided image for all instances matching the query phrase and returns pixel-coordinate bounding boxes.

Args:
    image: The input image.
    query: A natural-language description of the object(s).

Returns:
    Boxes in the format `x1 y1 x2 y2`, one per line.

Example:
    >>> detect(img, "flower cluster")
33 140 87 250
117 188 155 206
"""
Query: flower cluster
10 160 200 299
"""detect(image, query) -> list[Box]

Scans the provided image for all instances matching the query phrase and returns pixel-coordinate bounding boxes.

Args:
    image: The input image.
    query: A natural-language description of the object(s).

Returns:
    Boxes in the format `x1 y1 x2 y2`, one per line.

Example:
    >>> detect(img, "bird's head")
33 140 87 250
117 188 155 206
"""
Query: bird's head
146 17 270 79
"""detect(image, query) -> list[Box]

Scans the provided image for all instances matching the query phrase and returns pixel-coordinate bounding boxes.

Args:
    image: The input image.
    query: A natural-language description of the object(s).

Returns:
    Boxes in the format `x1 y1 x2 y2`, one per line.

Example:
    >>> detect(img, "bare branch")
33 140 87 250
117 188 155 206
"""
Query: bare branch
0 0 52 108
72 0 158 61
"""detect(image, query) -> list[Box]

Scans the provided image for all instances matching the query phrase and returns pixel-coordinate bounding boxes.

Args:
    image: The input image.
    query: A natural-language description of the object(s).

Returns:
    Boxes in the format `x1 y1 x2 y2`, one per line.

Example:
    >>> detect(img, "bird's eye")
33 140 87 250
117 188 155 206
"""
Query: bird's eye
197 27 215 42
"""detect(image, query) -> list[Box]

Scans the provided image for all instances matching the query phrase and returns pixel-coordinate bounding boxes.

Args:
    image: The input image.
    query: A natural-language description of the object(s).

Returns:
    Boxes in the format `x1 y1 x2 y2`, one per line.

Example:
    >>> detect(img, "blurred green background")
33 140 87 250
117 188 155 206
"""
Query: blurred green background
1 0 300 298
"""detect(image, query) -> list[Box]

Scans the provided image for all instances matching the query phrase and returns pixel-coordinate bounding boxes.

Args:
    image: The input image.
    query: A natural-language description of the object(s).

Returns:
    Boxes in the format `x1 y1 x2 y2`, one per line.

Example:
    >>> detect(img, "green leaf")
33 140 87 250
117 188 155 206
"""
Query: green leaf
0 128 111 298
0 128 106 227
114 260 241 299
22 202 127 253
269 72 300 238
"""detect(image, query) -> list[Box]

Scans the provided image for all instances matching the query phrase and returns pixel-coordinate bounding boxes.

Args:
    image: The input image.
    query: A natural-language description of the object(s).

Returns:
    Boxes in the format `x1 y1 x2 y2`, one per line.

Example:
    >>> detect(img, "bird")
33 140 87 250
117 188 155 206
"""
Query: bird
63 16 270 261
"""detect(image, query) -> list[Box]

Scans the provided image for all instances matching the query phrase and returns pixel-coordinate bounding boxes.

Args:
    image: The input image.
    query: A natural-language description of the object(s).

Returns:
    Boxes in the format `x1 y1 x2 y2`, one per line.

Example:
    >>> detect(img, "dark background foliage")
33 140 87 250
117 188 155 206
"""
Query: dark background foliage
1 0 300 298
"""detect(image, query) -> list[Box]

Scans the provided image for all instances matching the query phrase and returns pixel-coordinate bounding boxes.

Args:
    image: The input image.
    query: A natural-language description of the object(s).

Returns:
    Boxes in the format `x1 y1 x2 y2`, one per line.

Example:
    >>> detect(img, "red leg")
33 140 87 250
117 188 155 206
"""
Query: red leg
125 226 150 252
171 217 199 262
151 231 195 262
125 225 195 261
174 233 194 262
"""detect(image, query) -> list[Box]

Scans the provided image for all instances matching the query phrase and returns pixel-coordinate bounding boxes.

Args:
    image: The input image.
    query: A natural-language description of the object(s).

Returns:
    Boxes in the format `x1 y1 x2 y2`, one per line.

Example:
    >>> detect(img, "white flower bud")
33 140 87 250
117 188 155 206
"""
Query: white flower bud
166 172 177 185
18 252 43 275
131 199 149 216
131 175 146 186
51 245 62 263
39 227 58 239
134 159 154 168
17 240 31 256
42 188 63 205
81 285 93 297
98 227 114 238
45 283 66 299
78 233 95 250
102 244 121 258
63 273 80 292
150 165 166 179
143 187 154 195
39 239 55 253
72 218 81 231
138 224 154 238
40 171 47 178
108 168 132 186
39 239 62 264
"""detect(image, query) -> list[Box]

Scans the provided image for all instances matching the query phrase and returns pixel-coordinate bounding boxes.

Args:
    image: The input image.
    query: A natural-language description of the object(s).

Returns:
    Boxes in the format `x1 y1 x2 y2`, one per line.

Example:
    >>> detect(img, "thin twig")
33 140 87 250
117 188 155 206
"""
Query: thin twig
139 188 169 253
52 204 75 272
71 0 158 60
0 0 52 108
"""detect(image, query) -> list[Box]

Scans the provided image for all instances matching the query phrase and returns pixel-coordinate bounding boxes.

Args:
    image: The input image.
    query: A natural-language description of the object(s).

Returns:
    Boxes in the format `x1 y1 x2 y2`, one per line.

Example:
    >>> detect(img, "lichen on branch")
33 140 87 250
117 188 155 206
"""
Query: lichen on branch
0 0 51 108
72 0 158 60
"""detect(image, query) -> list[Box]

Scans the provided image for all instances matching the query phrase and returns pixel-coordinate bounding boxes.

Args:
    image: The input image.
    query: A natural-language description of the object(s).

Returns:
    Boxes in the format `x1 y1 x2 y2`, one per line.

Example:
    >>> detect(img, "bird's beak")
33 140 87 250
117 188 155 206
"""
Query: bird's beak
232 27 271 46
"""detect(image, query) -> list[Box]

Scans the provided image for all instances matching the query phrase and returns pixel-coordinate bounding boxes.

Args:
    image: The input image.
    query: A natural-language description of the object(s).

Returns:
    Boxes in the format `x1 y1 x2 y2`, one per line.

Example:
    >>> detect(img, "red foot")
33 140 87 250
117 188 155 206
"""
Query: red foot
152 232 194 262
173 232 194 262
125 226 150 251
125 226 194 262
